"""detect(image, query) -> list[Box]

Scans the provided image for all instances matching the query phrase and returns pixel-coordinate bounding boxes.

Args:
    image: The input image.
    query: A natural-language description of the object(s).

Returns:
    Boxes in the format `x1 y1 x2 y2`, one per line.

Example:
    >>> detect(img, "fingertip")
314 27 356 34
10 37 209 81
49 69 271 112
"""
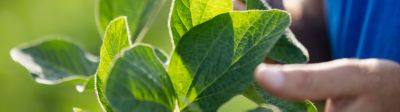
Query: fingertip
255 63 285 90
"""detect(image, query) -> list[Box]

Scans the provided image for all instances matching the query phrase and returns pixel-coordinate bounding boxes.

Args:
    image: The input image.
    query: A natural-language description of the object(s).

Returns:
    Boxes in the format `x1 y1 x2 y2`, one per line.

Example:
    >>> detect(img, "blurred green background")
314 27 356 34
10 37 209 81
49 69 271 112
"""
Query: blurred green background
0 0 258 112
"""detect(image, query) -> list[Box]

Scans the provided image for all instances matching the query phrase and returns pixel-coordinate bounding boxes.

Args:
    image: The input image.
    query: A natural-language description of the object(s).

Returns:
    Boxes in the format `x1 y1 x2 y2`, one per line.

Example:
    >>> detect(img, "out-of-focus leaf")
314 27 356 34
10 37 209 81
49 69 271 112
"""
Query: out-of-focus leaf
105 45 176 112
76 76 95 92
243 84 318 112
168 10 290 111
10 39 98 85
95 16 132 111
73 107 89 112
169 0 232 45
97 0 166 42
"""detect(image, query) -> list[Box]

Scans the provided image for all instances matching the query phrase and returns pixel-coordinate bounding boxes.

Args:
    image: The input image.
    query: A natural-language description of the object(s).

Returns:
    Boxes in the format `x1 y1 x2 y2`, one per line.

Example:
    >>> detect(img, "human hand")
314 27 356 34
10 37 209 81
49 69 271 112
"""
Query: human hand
255 59 400 112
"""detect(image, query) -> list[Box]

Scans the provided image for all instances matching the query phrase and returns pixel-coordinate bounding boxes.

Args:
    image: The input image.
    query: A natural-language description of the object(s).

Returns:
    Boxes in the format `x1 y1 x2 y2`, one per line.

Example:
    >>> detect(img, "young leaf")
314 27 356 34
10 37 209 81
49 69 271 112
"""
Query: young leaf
169 0 232 45
95 16 132 111
168 10 290 111
10 39 98 85
97 0 166 42
246 0 309 64
243 84 318 112
105 45 176 112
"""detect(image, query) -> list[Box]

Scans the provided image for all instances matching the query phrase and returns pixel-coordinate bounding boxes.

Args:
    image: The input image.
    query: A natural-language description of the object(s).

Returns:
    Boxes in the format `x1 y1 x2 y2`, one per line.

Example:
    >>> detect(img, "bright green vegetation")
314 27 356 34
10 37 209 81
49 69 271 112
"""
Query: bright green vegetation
10 0 317 112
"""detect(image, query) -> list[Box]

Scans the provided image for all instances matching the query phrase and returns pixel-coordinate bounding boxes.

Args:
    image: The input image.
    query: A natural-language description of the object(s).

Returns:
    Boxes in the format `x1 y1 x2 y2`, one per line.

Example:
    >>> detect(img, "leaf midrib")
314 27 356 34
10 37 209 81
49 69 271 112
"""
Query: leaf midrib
182 20 231 97
186 12 278 101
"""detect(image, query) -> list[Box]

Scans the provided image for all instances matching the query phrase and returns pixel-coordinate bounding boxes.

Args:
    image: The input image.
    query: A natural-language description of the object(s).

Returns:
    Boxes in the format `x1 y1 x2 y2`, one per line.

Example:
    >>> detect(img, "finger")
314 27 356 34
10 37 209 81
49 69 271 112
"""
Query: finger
233 0 246 10
255 59 372 100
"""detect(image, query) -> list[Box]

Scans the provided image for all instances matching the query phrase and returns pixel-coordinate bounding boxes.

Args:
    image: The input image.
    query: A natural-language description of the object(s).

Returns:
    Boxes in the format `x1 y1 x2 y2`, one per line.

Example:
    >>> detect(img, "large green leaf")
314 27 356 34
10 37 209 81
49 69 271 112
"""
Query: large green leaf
97 0 166 42
168 10 290 111
246 0 309 64
95 16 132 111
169 0 232 45
105 45 176 112
10 39 98 85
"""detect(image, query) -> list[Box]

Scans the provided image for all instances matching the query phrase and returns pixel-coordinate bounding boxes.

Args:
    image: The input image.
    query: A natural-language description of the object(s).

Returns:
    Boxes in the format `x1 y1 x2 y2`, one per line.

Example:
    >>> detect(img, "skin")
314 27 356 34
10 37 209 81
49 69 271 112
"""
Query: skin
256 59 400 112
235 0 400 112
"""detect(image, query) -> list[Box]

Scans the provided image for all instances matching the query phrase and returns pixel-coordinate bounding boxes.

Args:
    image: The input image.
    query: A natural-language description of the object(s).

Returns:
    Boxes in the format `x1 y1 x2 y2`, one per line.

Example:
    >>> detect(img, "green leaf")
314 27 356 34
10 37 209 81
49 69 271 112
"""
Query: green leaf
169 0 232 45
95 16 132 111
243 84 318 112
76 76 95 92
105 45 176 112
73 107 89 112
154 48 169 64
267 31 309 64
10 39 98 85
246 0 309 64
97 0 166 42
168 10 290 111
246 0 271 10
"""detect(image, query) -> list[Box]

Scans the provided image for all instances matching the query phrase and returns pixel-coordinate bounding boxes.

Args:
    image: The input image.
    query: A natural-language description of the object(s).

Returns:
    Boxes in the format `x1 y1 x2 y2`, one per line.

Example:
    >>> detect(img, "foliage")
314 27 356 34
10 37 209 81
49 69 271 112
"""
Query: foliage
10 0 316 112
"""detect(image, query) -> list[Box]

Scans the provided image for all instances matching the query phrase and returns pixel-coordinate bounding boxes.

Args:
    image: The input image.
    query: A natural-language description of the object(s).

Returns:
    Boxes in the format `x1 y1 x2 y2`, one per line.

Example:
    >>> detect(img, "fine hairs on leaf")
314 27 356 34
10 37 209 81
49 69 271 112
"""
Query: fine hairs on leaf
10 0 318 112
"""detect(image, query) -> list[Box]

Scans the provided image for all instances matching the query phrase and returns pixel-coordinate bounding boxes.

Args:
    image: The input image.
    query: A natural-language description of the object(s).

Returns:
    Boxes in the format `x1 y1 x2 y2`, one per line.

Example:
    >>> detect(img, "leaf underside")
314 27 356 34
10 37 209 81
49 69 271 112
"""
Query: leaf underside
10 39 98 85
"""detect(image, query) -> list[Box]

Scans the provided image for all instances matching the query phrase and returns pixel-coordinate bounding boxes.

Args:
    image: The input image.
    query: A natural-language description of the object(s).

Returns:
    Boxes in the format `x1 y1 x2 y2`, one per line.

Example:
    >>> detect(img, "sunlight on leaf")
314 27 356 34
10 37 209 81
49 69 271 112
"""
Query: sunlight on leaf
95 16 132 111
169 0 232 46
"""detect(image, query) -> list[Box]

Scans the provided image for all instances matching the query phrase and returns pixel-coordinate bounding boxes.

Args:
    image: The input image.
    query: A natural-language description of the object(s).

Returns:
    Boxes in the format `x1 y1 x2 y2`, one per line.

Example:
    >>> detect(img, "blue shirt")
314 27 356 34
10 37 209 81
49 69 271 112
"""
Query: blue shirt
325 0 400 62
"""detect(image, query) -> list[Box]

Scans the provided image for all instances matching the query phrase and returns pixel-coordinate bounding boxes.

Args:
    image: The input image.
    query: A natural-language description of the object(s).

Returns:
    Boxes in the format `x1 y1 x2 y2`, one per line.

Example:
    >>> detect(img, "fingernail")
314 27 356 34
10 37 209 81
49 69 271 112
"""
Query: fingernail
256 63 285 89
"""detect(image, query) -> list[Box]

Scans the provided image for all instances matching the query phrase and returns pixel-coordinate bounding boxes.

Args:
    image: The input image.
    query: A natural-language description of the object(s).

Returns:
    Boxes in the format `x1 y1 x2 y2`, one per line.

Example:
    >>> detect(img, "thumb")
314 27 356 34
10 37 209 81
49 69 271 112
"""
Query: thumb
255 59 373 100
